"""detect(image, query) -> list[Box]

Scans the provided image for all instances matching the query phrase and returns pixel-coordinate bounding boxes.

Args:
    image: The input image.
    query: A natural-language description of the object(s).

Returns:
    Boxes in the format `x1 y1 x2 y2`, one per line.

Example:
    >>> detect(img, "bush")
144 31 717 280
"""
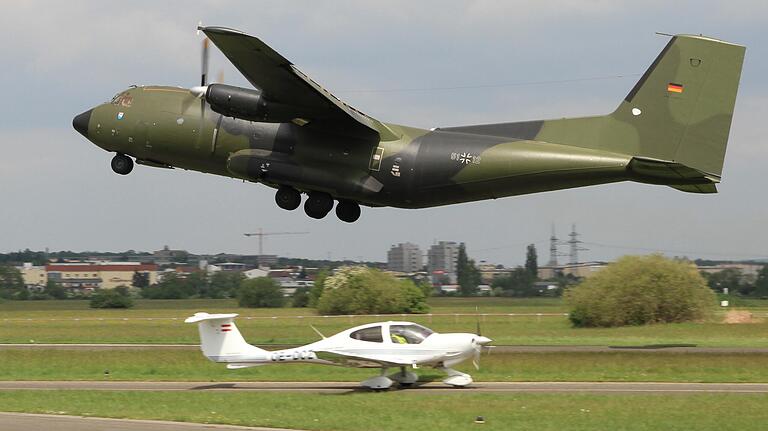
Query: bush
237 277 284 308
292 287 310 308
316 267 429 315
90 289 134 309
565 254 715 327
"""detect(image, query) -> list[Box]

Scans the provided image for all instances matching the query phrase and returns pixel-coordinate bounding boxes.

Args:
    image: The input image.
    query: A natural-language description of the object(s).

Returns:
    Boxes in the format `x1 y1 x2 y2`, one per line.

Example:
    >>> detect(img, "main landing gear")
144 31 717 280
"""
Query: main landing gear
360 366 471 391
111 153 134 175
274 187 361 223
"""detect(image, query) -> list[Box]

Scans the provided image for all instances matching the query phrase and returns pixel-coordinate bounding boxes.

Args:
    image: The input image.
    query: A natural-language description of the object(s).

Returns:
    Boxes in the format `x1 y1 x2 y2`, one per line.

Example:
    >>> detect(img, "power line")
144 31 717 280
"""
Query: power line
335 73 642 94
581 241 768 260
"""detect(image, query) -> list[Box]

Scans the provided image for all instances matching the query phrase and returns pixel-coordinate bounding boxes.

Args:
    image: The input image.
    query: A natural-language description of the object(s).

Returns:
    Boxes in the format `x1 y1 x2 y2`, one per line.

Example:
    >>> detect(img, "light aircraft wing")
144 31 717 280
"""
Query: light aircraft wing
314 350 413 368
199 26 396 140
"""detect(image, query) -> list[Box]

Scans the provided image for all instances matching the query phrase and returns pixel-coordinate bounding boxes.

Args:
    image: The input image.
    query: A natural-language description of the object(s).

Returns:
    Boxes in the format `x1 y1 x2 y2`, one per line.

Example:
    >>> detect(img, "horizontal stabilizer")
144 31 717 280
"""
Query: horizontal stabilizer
628 157 719 193
669 183 718 193
184 312 239 323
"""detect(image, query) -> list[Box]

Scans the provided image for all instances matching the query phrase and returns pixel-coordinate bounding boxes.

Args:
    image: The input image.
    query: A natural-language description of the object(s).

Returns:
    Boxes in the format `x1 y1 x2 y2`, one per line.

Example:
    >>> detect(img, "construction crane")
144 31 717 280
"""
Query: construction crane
243 228 309 257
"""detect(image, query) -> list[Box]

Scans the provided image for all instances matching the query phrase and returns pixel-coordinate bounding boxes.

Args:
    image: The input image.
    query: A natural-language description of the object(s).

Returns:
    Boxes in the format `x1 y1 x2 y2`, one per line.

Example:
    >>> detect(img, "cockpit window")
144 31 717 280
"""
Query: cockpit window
350 326 383 343
111 92 133 107
389 324 434 344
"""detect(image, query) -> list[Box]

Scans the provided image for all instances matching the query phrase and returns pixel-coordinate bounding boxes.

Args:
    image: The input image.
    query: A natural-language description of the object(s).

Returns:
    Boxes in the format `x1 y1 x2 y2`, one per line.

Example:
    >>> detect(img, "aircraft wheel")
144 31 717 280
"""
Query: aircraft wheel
335 200 361 223
275 186 301 211
304 192 333 219
111 154 134 175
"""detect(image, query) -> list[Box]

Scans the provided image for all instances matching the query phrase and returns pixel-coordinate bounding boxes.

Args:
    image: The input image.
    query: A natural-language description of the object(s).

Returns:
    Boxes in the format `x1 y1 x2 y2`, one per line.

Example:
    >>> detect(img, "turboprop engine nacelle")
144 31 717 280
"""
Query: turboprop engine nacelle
194 83 302 123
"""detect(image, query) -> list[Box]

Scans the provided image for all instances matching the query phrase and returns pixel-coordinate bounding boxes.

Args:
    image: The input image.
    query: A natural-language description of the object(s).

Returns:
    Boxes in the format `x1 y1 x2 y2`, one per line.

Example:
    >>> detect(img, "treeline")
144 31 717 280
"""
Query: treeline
702 266 768 297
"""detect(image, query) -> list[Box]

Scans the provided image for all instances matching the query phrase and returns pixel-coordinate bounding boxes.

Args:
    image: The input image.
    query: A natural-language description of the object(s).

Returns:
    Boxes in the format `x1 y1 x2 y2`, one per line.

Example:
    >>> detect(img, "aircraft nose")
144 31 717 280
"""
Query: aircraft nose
72 109 93 138
475 336 492 345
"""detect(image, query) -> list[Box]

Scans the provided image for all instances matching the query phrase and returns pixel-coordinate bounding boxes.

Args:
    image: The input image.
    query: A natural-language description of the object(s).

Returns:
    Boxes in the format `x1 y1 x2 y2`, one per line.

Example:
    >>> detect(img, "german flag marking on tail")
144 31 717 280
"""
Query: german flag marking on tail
667 83 684 93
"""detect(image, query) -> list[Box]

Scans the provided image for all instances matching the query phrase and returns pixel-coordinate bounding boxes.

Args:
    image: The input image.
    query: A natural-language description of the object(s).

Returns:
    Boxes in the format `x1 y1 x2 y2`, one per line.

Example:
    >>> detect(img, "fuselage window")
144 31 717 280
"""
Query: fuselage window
389 324 434 344
350 326 384 343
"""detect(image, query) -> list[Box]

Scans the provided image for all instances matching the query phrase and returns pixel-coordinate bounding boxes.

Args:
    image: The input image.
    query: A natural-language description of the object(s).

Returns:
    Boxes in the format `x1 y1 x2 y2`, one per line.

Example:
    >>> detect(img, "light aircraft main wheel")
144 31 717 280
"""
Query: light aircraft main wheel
111 153 134 175
275 186 301 211
304 192 333 219
335 200 361 223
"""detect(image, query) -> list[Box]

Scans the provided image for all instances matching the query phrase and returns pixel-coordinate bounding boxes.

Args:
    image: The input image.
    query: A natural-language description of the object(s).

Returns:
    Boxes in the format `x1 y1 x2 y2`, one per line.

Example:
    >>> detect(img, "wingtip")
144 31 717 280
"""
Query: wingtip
199 26 248 36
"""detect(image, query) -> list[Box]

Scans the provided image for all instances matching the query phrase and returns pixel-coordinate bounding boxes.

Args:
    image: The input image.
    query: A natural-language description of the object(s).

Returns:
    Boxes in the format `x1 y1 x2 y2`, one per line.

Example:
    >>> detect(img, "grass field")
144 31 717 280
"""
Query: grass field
1 298 766 346
1 349 766 383
2 390 767 431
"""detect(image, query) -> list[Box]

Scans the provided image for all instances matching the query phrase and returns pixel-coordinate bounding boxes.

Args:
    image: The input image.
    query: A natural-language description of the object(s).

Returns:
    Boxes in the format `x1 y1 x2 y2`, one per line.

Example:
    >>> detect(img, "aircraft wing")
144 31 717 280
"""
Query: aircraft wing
313 349 413 368
199 26 396 140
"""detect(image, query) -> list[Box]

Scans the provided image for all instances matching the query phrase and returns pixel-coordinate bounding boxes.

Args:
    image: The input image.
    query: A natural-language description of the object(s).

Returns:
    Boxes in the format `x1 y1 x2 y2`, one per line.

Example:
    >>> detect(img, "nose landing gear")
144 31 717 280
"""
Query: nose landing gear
111 154 134 175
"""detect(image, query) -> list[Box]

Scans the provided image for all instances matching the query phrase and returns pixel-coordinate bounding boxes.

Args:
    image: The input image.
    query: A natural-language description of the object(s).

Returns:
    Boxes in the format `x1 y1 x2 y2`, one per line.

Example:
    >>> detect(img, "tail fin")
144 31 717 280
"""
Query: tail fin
609 34 746 177
443 34 745 191
184 312 268 362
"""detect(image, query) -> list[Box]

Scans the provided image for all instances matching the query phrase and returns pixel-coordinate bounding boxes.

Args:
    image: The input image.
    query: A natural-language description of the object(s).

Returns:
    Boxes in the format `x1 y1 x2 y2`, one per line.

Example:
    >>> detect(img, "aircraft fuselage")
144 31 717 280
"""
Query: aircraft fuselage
76 86 632 211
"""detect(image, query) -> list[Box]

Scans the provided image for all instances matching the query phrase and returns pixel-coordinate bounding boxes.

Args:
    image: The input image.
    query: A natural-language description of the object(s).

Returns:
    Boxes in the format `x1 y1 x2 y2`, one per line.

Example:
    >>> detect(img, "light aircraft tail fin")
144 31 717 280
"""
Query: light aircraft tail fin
184 312 268 362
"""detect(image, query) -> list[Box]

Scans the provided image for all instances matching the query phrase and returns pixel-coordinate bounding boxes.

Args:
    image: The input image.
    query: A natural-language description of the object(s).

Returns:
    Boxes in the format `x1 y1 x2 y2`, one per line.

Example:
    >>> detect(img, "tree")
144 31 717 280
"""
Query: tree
456 243 480 296
238 277 284 308
316 267 429 315
754 265 768 298
90 288 134 309
308 269 329 307
525 244 538 278
292 287 310 308
0 265 25 299
492 268 536 297
565 254 715 327
141 273 198 299
205 272 244 298
44 280 67 299
132 271 150 288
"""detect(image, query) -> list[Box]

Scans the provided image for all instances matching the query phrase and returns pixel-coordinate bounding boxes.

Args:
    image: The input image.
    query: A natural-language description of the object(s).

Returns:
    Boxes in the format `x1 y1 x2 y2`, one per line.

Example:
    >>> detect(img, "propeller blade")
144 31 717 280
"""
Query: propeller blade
201 37 210 86
475 306 481 336
472 344 481 370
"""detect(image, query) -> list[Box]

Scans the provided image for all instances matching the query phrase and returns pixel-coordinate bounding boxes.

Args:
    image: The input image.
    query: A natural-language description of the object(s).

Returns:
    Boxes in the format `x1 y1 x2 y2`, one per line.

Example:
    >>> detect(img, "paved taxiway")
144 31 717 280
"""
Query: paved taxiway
0 412 299 431
3 343 768 353
2 380 767 394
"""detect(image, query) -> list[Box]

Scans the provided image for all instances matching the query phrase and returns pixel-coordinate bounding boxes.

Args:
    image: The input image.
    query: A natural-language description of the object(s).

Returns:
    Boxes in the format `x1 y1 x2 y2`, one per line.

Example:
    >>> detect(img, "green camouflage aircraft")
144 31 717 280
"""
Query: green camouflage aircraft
73 27 745 223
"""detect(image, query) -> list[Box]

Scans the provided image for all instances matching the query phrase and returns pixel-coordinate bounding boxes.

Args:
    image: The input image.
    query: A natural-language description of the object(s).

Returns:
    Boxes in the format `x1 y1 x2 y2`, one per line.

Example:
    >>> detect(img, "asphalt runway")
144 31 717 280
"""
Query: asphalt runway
1 380 767 394
3 343 768 353
0 412 298 431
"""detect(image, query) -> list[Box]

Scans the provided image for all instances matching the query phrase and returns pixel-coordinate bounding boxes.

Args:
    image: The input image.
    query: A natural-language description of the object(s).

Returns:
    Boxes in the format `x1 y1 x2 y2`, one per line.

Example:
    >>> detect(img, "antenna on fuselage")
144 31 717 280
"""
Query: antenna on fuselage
310 324 326 340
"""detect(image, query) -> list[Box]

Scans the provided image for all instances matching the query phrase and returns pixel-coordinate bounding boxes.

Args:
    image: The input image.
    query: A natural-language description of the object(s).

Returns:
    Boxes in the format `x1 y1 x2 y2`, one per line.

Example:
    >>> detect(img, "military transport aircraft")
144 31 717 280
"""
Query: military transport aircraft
185 312 491 390
73 27 745 223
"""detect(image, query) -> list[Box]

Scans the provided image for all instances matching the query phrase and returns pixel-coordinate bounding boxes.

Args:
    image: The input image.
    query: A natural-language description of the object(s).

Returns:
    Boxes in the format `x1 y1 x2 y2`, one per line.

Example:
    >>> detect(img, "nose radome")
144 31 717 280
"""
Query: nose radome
73 109 93 138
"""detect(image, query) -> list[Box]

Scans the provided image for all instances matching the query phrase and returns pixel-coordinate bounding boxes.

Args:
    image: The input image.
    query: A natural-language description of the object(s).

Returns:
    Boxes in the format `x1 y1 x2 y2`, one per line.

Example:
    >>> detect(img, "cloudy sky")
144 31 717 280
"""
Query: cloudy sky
1 1 766 265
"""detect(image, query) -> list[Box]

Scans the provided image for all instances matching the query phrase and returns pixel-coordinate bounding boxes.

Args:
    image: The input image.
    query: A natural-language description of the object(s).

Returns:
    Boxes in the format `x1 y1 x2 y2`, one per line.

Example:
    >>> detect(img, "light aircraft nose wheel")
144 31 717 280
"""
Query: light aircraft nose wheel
304 192 333 219
111 153 134 175
335 200 361 223
275 186 301 211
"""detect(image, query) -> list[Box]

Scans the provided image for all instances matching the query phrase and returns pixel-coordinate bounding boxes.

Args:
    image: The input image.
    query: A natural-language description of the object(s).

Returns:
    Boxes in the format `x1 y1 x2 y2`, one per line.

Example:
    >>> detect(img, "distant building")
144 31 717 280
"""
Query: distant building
698 263 764 277
387 243 423 273
537 261 608 279
45 262 158 290
208 262 247 272
244 268 269 279
152 245 190 265
427 241 460 283
257 255 278 268
18 263 47 288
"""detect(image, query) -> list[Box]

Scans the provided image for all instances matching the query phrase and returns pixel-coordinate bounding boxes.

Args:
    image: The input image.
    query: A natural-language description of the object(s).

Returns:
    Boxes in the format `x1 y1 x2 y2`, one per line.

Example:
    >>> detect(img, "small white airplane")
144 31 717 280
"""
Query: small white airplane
185 312 492 390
